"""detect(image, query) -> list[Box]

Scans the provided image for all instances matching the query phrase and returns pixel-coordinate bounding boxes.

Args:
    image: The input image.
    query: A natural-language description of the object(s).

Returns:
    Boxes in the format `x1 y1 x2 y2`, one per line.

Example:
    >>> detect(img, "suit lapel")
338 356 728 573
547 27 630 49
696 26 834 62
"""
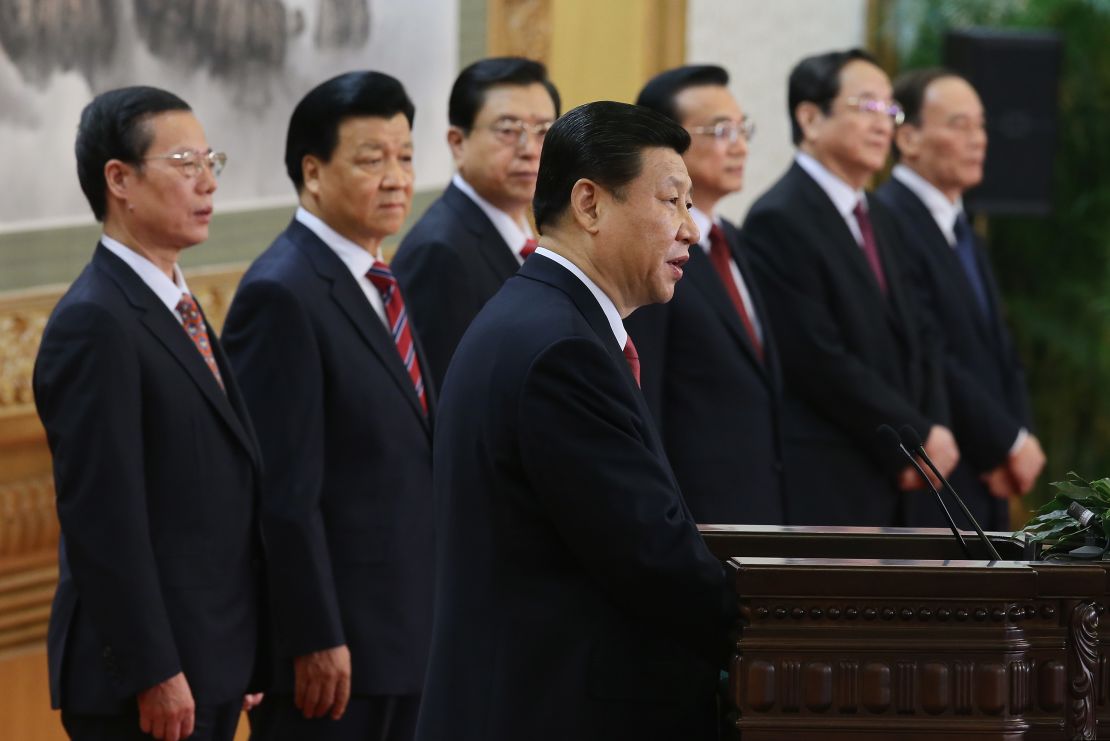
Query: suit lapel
443 182 521 283
93 245 259 464
289 222 430 431
682 247 769 381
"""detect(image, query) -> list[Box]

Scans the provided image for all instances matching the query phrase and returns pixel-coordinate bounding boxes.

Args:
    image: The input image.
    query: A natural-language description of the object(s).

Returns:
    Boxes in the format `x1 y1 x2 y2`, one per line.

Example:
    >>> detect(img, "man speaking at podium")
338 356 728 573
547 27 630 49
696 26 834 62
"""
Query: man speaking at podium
415 102 736 741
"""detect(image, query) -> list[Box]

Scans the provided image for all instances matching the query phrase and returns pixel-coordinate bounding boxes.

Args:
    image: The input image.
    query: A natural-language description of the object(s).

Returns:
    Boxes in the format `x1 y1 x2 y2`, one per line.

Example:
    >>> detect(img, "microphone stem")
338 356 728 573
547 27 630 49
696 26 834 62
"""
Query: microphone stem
914 448 1003 561
901 445 972 559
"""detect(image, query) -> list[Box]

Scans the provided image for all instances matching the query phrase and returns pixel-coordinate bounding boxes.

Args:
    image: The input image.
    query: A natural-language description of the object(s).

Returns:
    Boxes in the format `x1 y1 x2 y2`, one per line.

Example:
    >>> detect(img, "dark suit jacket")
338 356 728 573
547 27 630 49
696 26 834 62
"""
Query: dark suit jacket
876 178 1032 530
222 219 435 696
626 219 787 524
34 244 263 713
415 255 735 741
391 181 521 391
742 163 947 526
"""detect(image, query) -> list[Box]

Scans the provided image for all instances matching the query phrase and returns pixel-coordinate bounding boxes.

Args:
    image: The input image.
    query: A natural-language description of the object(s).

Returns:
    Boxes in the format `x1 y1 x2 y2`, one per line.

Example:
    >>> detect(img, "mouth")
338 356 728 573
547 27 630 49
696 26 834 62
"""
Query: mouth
666 252 690 280
194 207 213 222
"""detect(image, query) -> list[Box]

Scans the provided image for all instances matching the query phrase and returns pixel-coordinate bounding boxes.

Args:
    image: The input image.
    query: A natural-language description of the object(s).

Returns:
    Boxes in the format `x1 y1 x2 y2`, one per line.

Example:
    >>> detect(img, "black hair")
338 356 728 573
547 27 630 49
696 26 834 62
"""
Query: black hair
448 56 560 131
285 70 415 191
636 64 730 123
787 48 879 145
533 101 690 234
75 85 191 221
891 67 967 160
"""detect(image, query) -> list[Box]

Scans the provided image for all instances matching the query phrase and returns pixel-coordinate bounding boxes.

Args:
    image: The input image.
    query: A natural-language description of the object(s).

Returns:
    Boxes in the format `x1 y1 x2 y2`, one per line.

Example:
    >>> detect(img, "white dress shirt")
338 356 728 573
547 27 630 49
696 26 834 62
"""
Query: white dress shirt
691 206 763 343
453 173 536 263
795 151 869 246
534 247 627 350
295 207 389 327
100 234 192 323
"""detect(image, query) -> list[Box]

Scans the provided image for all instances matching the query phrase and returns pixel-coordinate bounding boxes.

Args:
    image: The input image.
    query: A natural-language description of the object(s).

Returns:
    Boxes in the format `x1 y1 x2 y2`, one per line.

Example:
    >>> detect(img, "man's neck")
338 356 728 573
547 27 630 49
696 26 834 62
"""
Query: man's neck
102 219 179 281
799 143 870 190
544 237 633 318
902 162 961 204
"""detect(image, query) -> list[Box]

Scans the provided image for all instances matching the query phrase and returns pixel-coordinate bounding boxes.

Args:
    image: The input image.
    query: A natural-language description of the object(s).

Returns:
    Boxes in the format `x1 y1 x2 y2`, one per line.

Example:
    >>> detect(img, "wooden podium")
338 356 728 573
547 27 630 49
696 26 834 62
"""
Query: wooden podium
702 526 1108 740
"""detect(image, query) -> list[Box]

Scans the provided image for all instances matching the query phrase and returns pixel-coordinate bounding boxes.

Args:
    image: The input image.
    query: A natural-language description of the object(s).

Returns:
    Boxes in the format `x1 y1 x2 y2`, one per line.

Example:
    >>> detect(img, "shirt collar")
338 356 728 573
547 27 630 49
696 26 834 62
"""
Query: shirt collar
795 151 867 219
99 234 190 315
533 246 627 349
690 205 715 253
295 206 381 277
892 163 964 246
452 173 534 259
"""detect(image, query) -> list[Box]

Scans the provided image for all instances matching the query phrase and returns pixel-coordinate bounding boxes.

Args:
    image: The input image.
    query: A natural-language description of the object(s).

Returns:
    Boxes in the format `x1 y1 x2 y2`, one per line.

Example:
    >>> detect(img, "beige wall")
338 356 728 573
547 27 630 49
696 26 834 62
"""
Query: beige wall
687 0 868 224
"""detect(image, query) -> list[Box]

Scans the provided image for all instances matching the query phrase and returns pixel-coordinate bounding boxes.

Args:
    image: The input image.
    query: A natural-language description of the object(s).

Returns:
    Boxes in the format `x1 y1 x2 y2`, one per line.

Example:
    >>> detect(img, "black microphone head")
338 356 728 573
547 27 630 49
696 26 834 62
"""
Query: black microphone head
876 424 901 449
899 424 925 450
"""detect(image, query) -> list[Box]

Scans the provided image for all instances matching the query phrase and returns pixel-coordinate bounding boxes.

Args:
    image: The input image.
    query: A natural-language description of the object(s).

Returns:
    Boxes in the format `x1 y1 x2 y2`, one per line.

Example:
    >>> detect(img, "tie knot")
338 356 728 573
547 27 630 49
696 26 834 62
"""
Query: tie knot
521 238 539 260
953 211 972 241
366 260 397 291
176 293 199 318
852 200 867 221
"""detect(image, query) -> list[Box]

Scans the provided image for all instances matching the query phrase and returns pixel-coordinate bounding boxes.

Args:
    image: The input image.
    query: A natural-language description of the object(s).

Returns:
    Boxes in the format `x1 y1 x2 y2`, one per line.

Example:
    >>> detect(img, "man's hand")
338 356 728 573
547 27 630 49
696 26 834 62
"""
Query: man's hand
981 464 1019 499
137 672 195 741
1008 434 1046 496
294 644 351 720
896 425 959 491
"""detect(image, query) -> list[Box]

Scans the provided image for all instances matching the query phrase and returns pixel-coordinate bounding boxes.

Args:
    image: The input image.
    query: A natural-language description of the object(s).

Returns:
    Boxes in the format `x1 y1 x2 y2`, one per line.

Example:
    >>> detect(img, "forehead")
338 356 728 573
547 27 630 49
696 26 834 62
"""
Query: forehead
674 84 742 122
837 59 892 98
474 82 556 121
923 76 983 115
144 110 205 152
630 146 691 190
335 113 413 146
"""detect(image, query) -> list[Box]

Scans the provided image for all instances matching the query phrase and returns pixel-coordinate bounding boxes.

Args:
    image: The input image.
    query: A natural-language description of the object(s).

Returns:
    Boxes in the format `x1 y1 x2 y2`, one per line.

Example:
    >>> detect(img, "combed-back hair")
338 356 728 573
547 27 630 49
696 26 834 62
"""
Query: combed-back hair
533 101 690 234
75 85 191 221
285 70 415 191
636 64 730 123
890 66 968 160
787 48 879 144
448 56 560 131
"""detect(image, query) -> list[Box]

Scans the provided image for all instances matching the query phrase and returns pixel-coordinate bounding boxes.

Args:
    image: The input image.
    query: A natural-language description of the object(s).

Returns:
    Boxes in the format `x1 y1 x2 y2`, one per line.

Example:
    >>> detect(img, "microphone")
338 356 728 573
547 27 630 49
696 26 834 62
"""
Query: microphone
1067 501 1098 528
876 424 971 558
898 425 1003 561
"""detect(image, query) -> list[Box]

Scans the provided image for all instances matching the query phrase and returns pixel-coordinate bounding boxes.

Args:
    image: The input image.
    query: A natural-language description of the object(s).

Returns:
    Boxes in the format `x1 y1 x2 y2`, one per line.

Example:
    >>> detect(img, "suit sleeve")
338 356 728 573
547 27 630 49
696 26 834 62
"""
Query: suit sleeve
744 207 933 474
392 240 483 393
33 304 180 697
517 337 734 664
222 279 345 657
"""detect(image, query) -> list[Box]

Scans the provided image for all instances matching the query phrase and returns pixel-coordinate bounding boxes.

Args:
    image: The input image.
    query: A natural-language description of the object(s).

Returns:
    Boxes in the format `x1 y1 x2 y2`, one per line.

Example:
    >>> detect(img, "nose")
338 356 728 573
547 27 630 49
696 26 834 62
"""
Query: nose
518 130 543 159
197 165 217 195
678 207 699 245
381 157 412 189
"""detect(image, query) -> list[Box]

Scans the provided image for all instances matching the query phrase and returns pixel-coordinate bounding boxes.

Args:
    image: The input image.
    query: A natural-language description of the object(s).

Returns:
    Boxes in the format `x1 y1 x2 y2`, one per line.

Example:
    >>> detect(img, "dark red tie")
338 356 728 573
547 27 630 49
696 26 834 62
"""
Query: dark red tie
708 224 763 362
366 261 427 414
176 293 224 390
520 238 539 260
623 337 640 387
852 201 888 295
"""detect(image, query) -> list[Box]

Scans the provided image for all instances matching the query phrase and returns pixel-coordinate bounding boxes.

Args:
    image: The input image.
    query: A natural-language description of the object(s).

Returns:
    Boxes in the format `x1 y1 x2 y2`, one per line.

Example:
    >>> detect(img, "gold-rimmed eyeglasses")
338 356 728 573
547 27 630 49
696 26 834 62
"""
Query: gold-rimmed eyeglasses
690 116 756 144
144 149 228 179
485 119 554 148
843 96 905 126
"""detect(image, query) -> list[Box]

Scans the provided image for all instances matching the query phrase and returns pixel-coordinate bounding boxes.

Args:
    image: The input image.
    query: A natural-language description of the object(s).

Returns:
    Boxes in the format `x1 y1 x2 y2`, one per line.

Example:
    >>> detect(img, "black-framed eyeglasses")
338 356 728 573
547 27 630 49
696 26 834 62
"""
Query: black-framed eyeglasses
690 116 756 144
485 119 554 148
843 97 905 125
144 149 227 179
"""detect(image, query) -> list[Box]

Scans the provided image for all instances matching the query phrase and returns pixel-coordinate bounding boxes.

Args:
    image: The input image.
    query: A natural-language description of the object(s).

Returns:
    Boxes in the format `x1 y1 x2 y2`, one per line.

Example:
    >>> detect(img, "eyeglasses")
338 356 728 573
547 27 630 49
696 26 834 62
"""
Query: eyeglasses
485 119 554 148
690 117 756 144
843 97 905 125
144 149 227 179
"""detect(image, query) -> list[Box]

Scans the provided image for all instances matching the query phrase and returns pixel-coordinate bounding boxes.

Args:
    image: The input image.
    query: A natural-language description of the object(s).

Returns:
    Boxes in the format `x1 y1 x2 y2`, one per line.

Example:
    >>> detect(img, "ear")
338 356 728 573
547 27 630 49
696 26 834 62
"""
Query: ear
103 159 132 202
894 124 921 161
446 127 467 166
301 155 322 197
794 101 824 143
569 178 602 235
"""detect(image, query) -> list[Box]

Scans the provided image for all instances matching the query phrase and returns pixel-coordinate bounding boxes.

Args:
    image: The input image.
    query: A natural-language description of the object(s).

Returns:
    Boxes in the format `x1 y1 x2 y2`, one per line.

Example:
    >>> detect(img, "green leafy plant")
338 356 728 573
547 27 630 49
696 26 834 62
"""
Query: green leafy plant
1019 472 1110 557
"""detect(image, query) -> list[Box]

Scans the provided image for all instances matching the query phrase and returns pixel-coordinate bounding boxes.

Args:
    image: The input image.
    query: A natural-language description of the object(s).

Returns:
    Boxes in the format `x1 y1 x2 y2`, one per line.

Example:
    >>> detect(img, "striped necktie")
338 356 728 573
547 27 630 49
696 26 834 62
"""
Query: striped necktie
366 261 427 414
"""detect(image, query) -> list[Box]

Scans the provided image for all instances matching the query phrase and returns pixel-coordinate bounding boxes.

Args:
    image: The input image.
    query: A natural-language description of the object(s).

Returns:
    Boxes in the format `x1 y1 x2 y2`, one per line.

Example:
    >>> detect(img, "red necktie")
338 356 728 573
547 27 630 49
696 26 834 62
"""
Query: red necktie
852 201 888 296
520 238 539 260
623 337 640 387
708 224 763 362
366 261 427 414
176 293 224 390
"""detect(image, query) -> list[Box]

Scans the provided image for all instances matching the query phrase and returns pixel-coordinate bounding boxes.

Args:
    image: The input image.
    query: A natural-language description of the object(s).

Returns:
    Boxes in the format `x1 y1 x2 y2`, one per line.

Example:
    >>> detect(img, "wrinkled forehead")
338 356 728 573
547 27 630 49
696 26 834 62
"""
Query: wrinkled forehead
837 59 893 100
475 82 557 122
